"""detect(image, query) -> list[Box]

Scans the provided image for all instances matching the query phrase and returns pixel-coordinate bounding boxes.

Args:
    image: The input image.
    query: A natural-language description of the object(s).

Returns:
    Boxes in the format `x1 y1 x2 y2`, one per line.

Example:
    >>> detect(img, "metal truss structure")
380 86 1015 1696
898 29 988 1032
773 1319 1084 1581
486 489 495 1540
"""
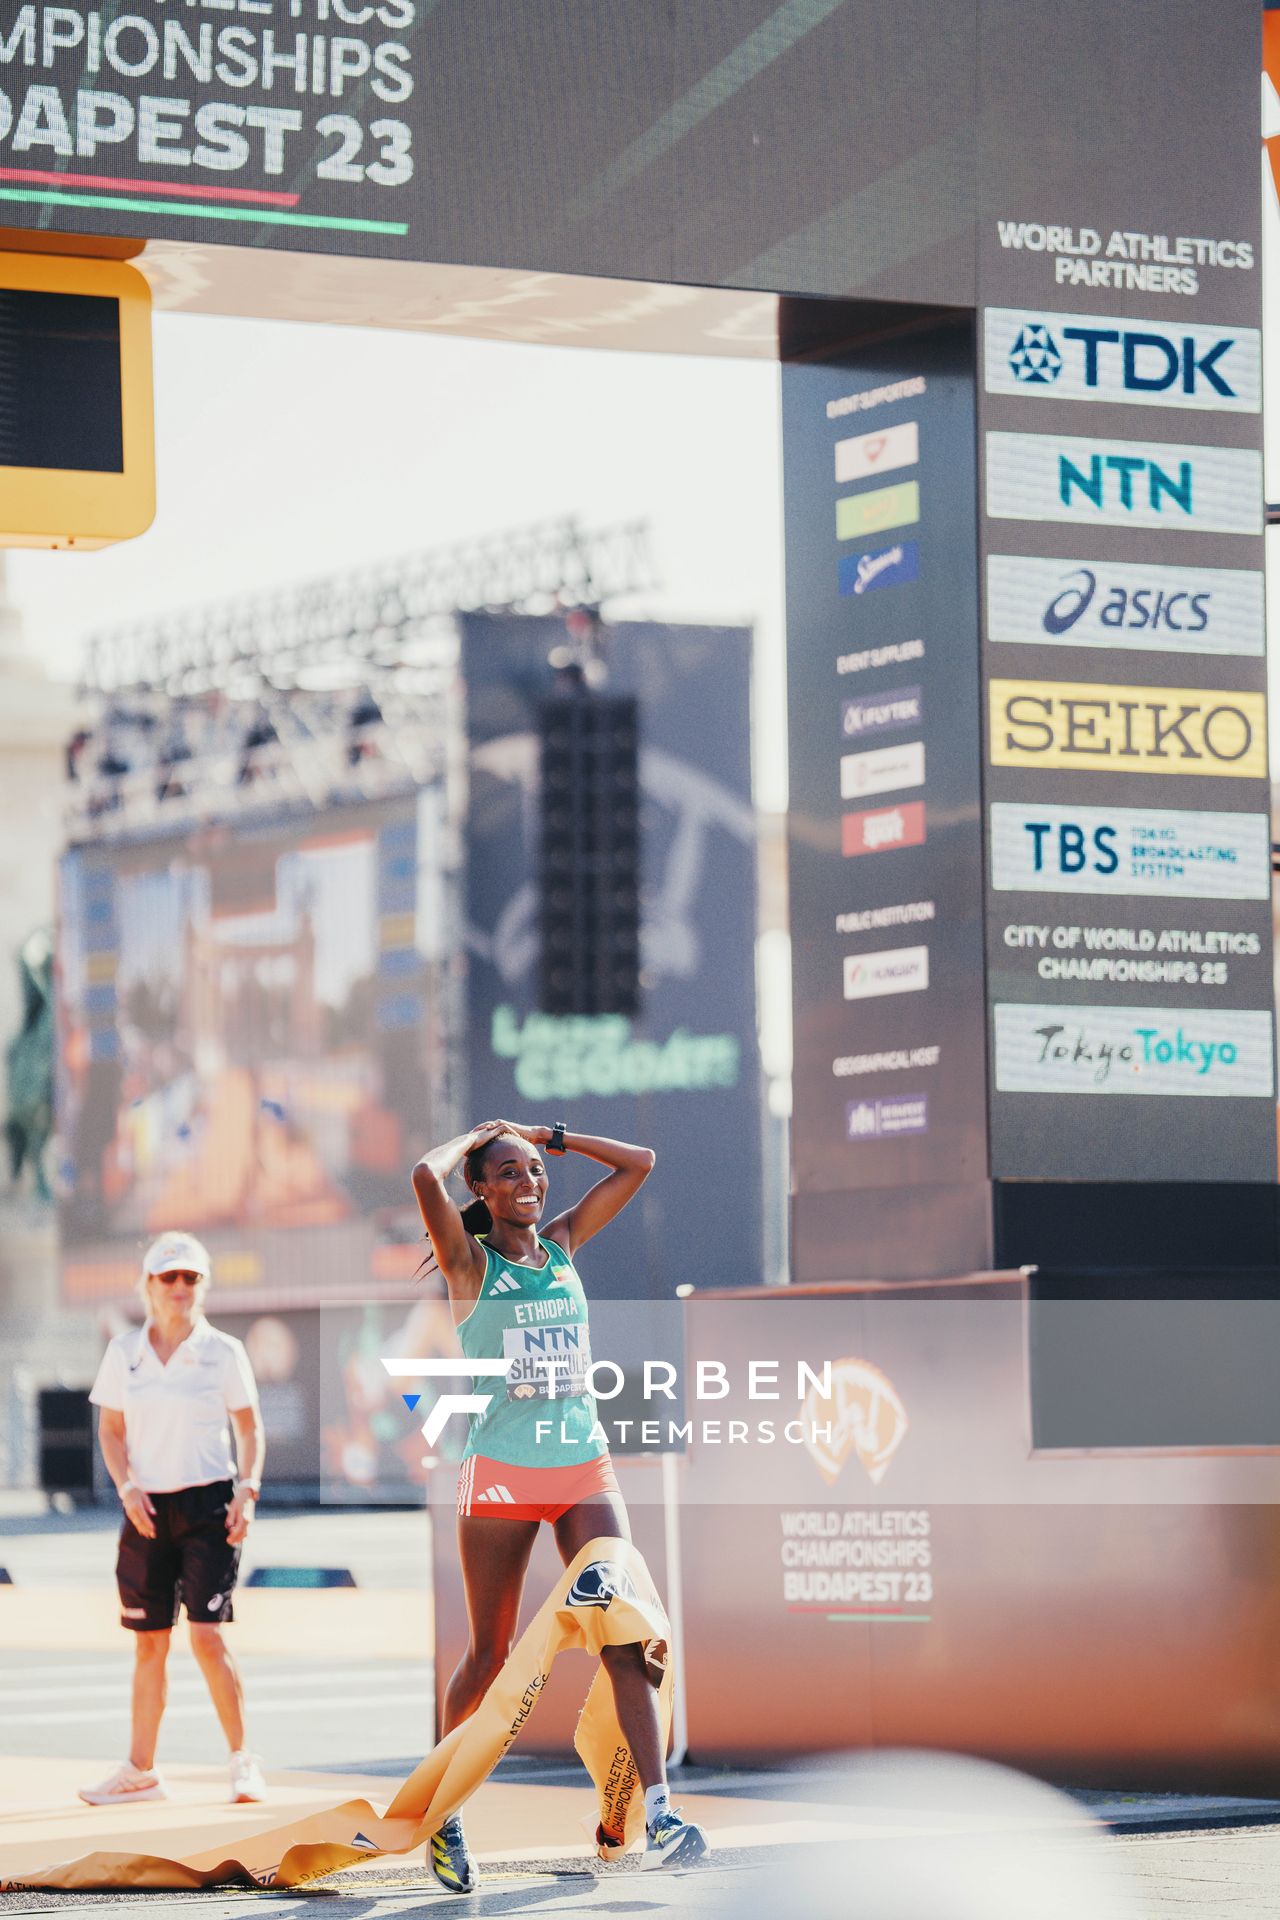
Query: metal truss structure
68 519 653 844
81 519 653 696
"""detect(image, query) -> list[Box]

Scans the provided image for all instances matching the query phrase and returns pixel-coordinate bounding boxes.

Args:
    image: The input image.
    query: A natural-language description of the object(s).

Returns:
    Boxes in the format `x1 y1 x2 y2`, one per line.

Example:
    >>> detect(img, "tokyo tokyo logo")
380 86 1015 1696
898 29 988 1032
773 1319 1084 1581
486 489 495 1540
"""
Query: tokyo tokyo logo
801 1359 909 1487
1008 322 1062 384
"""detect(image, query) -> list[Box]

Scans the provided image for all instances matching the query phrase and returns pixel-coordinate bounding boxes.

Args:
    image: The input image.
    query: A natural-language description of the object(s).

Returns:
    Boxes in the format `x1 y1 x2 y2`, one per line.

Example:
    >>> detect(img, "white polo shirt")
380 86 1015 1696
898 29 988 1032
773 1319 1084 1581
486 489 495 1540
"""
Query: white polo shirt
89 1318 259 1494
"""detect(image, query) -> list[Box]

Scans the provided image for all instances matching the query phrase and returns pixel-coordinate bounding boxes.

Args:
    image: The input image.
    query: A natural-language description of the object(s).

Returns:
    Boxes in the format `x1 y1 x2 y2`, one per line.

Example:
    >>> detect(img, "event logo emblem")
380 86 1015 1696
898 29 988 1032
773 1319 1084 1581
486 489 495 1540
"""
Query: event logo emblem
567 1561 637 1610
1008 322 1062 384
801 1358 909 1487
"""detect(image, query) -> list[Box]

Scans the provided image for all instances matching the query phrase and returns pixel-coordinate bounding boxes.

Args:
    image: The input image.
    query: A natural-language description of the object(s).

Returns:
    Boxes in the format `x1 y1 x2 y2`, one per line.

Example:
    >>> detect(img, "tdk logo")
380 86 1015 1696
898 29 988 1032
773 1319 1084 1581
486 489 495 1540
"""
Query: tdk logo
986 309 1260 414
1008 323 1062 384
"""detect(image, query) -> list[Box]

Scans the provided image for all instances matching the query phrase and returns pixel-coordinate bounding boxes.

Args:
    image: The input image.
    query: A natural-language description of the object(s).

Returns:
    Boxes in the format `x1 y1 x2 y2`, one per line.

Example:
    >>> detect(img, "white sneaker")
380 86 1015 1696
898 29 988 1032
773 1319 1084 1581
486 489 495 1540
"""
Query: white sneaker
229 1750 268 1803
78 1762 168 1806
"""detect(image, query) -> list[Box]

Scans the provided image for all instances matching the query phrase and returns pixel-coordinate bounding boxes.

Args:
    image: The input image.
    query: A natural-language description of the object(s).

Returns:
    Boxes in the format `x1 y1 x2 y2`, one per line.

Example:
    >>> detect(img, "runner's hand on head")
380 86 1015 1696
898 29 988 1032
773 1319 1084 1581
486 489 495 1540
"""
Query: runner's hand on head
493 1120 549 1145
123 1486 157 1540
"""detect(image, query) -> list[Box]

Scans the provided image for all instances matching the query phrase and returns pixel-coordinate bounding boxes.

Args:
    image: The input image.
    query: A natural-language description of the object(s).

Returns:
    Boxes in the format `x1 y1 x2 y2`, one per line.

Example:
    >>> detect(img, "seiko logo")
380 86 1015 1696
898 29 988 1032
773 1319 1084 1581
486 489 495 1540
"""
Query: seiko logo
989 679 1266 778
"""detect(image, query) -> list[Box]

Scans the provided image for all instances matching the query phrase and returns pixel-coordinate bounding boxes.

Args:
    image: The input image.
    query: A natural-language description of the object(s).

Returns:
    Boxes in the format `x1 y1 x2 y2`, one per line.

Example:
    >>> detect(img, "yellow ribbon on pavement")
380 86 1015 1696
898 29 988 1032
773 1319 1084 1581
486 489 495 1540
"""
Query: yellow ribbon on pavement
0 1537 671 1892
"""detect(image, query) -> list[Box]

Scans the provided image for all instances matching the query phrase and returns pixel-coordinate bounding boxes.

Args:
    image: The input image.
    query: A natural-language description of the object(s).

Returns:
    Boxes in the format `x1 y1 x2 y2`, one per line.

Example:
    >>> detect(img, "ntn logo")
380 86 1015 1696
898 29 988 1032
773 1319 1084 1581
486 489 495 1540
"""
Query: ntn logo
1045 568 1208 634
1060 452 1191 514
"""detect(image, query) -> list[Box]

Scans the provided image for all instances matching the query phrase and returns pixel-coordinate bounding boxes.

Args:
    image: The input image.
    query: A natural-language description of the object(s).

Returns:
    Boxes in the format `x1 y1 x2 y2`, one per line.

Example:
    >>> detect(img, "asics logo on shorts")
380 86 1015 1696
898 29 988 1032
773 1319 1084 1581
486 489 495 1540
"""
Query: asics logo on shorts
567 1561 636 1610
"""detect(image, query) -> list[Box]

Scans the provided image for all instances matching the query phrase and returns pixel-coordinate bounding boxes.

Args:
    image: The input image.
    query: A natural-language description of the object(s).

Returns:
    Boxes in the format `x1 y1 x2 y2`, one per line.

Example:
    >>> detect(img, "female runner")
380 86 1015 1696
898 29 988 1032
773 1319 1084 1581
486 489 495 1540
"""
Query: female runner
412 1118 706 1892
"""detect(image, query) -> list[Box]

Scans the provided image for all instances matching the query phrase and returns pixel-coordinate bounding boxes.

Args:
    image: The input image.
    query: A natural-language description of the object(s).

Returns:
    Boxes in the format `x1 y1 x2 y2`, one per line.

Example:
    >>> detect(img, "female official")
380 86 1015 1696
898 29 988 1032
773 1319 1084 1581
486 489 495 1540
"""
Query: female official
79 1231 268 1808
412 1119 706 1893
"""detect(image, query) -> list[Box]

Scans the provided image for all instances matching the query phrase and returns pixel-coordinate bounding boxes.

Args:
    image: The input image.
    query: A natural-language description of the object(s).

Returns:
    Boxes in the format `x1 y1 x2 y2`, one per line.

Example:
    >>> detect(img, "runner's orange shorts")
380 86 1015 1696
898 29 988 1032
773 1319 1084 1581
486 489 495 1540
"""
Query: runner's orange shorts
456 1452 620 1522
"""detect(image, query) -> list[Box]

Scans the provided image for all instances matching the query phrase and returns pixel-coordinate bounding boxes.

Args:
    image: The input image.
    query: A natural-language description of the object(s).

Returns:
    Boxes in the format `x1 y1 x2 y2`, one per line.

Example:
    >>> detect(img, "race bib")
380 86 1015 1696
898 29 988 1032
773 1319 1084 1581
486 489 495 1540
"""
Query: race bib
501 1323 592 1400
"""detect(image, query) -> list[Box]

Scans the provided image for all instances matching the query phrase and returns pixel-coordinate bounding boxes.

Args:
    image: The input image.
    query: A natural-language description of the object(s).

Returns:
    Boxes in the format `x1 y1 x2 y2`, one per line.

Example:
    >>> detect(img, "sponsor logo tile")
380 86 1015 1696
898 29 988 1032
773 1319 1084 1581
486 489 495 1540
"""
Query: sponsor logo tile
986 556 1263 657
836 480 921 542
985 431 1261 534
842 801 926 857
840 740 926 800
988 679 1267 779
989 802 1271 900
834 420 919 484
984 309 1260 412
842 943 930 1001
846 1094 930 1138
842 685 922 740
838 539 920 598
994 1004 1274 1098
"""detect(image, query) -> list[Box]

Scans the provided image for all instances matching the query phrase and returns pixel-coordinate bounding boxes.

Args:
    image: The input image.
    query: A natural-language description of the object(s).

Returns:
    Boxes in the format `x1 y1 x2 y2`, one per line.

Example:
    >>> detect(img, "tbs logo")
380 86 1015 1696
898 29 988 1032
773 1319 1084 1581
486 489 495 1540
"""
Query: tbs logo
1023 820 1118 877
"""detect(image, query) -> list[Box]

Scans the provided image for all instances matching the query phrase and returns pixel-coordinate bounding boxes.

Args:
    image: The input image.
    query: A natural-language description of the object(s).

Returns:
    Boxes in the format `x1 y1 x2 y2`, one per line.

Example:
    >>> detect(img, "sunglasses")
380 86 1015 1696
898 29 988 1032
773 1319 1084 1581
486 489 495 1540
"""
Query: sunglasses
152 1270 201 1287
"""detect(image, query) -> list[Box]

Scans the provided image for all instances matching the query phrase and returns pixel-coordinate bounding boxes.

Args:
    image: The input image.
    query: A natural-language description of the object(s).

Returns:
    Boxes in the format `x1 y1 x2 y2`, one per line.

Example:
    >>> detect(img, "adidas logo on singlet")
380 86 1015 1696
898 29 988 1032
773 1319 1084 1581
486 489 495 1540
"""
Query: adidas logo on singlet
489 1275 521 1294
476 1484 516 1504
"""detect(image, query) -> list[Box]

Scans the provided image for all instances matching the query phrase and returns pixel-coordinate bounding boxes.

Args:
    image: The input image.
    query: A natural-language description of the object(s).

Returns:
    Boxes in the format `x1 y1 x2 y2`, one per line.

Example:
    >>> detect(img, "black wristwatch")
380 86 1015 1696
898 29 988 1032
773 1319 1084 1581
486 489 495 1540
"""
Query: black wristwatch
546 1121 568 1155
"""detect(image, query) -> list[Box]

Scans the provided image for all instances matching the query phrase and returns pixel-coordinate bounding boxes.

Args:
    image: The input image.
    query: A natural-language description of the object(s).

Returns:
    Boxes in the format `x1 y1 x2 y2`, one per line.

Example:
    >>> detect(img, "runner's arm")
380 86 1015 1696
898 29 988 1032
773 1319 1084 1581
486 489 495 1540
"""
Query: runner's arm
503 1125 655 1255
411 1124 503 1297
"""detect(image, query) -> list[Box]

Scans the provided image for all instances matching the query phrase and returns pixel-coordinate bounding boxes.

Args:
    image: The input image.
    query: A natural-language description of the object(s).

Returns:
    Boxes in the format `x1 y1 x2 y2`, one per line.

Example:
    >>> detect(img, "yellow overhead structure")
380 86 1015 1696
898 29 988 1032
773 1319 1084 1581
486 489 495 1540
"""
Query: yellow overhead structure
0 250 153 550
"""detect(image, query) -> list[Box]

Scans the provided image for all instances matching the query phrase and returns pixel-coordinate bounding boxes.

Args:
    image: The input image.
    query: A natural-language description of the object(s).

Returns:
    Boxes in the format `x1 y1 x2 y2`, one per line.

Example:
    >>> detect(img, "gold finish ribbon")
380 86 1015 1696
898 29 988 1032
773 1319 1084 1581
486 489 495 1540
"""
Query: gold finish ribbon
1 1537 671 1892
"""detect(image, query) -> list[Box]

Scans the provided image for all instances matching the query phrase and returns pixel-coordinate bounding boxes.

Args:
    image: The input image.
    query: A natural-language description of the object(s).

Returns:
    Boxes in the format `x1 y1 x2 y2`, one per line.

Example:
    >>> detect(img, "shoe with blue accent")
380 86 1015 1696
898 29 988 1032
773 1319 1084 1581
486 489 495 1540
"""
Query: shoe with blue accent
641 1808 708 1871
429 1815 477 1894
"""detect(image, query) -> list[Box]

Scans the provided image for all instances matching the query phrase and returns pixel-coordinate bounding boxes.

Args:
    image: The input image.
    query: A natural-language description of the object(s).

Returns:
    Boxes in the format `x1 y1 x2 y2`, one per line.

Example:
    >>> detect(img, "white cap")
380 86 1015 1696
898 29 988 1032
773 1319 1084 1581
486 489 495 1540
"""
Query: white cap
142 1231 211 1281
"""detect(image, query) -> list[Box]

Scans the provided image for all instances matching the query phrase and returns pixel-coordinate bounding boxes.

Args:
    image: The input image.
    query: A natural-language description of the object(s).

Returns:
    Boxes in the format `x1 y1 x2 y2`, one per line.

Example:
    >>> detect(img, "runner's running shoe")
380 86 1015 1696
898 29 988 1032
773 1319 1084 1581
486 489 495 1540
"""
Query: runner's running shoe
429 1815 477 1893
229 1751 268 1802
78 1762 168 1806
641 1808 708 1871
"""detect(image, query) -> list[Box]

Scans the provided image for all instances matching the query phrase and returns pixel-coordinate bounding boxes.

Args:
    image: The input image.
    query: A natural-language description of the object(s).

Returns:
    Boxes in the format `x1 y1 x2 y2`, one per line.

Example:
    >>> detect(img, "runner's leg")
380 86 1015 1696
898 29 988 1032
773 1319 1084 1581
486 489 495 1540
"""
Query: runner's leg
442 1515 540 1734
553 1496 663 1791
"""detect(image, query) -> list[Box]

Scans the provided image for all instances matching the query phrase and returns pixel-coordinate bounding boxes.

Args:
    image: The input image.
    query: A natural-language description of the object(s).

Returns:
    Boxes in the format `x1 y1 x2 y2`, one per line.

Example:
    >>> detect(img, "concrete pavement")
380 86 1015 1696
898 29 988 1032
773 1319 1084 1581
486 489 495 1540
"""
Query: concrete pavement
1 1502 1277 1917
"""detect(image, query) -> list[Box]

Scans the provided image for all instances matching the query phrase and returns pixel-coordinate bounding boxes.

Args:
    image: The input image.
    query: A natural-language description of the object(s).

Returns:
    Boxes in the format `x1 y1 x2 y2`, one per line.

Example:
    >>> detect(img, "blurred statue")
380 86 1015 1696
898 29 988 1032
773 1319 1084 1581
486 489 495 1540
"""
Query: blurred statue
6 927 53 1200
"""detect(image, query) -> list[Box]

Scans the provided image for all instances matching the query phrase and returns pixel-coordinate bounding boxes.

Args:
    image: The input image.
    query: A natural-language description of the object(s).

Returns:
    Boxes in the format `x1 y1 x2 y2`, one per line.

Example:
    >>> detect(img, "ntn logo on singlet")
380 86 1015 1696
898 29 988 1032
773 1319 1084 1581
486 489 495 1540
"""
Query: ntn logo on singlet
801 1358 909 1486
502 1321 591 1398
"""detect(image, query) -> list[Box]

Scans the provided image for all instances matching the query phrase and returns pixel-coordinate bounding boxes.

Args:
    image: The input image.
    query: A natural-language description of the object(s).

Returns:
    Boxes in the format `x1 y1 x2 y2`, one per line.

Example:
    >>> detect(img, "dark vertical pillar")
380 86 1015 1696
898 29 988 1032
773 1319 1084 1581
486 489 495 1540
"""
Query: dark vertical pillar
783 304 992 1282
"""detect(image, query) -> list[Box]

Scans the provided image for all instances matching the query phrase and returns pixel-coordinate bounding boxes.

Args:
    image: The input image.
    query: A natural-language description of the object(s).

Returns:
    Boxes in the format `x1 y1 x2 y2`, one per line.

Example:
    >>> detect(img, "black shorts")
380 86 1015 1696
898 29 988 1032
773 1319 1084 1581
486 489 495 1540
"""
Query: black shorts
117 1480 240 1632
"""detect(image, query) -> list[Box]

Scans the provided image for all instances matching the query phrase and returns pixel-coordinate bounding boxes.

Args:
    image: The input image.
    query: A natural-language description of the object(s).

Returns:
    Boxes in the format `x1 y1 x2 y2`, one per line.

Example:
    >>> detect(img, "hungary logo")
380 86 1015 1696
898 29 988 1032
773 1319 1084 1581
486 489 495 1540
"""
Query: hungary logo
1008 322 1062 385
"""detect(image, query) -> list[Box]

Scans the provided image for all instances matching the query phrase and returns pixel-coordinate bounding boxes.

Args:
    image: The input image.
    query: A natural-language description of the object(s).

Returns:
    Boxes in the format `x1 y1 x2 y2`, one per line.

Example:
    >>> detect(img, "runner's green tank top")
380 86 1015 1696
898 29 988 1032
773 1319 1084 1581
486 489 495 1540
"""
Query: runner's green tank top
457 1234 605 1468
